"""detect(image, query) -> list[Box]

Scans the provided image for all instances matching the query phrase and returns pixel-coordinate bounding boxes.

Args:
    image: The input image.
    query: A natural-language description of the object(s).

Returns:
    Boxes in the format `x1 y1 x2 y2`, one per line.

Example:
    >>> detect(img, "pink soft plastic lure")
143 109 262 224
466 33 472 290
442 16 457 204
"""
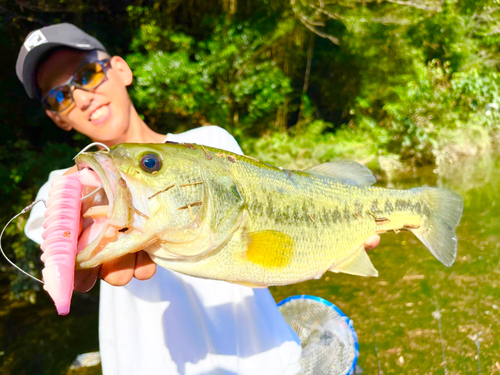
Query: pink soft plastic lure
41 169 101 315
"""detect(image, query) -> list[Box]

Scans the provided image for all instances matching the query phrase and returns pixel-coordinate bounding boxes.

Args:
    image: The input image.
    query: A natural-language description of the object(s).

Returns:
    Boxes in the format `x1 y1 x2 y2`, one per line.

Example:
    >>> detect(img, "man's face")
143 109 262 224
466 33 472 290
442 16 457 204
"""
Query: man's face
36 49 133 143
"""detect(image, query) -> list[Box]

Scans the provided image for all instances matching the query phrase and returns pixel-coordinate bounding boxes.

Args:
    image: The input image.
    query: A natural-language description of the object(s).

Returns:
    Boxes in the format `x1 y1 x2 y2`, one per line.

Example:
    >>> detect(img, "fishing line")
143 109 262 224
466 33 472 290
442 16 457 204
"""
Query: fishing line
432 288 448 375
1 143 110 285
73 142 110 160
474 289 482 375
0 199 46 284
474 334 482 375
367 300 383 375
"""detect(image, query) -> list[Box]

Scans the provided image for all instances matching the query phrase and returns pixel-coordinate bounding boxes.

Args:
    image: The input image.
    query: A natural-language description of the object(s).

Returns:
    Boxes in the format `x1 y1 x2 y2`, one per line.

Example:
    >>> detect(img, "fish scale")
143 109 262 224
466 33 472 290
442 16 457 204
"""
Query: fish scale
169 175 423 284
74 143 464 287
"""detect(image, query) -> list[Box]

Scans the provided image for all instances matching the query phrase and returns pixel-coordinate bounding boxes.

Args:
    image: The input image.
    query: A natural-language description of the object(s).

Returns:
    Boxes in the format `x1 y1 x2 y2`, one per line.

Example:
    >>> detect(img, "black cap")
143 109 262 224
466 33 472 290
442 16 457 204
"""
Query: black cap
16 23 108 99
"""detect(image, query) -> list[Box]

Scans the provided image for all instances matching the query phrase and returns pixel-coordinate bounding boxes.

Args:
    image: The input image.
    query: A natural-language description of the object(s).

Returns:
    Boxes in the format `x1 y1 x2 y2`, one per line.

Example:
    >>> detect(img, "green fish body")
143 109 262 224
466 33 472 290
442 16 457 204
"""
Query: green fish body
75 143 463 287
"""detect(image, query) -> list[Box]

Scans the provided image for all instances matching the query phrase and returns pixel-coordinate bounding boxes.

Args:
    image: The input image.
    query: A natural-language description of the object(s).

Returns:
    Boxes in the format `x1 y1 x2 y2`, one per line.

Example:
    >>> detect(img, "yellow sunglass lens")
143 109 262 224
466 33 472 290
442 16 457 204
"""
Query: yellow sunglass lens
46 87 72 112
75 63 105 89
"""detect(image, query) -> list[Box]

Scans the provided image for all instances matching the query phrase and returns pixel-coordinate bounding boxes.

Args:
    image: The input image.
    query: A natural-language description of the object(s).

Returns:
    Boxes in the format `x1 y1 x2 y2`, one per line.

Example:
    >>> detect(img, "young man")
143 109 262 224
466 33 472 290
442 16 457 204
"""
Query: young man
17 23 380 374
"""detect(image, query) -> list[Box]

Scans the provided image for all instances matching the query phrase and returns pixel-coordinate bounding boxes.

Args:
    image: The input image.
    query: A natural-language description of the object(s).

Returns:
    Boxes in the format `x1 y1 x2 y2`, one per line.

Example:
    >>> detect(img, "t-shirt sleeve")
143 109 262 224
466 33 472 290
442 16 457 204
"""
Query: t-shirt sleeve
167 126 243 155
24 168 70 245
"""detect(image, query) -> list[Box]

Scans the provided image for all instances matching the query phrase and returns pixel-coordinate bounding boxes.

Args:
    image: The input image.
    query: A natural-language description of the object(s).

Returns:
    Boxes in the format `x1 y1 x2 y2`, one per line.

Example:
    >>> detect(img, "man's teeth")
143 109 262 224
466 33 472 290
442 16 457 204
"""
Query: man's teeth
90 106 108 121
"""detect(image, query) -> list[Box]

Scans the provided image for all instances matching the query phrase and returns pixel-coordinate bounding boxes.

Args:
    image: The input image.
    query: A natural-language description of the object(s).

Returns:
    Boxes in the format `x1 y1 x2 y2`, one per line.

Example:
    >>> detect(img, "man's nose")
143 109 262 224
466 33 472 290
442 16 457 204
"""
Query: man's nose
72 87 94 110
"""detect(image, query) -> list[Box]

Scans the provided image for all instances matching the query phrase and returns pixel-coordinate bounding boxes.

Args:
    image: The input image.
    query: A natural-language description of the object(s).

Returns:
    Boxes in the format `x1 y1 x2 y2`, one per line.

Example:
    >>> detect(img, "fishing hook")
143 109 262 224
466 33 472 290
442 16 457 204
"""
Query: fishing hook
81 185 104 201
74 143 109 201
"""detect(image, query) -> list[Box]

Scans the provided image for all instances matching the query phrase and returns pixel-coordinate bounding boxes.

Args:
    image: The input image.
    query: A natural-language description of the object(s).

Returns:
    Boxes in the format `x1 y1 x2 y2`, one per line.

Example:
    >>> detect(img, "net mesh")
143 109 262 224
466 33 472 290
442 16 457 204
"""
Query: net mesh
278 296 358 375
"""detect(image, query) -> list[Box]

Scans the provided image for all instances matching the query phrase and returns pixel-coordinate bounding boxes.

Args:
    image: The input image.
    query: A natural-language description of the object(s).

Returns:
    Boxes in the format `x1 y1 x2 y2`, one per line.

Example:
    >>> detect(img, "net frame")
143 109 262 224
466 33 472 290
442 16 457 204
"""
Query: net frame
278 295 359 375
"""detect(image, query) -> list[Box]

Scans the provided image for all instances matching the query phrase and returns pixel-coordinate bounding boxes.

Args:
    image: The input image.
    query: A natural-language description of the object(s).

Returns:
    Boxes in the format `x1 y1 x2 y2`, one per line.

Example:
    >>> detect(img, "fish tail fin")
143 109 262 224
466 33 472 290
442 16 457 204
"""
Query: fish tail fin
409 187 464 267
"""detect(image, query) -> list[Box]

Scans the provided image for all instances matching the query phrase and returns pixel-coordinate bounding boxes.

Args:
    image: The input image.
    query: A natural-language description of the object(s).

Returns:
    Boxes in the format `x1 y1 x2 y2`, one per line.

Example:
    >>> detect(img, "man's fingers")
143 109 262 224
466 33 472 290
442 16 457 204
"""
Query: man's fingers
74 266 100 292
133 251 157 280
99 253 136 286
364 234 381 251
62 165 78 175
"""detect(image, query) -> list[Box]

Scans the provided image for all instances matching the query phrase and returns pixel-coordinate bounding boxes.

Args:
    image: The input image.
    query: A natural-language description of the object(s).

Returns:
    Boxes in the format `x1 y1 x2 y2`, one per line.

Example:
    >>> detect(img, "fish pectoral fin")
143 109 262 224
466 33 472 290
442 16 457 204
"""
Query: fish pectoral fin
330 246 379 277
244 230 294 269
305 160 376 186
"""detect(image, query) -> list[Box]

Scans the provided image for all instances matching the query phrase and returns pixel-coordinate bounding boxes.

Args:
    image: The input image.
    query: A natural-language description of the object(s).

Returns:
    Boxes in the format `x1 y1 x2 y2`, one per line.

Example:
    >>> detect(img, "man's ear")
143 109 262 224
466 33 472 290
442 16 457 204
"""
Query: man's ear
46 109 72 131
110 56 133 86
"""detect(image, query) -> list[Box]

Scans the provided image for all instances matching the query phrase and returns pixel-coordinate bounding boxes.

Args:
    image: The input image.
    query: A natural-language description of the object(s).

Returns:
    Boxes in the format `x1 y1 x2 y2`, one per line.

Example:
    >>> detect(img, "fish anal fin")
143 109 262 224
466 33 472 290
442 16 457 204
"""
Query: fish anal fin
244 230 294 269
305 161 376 186
330 246 379 277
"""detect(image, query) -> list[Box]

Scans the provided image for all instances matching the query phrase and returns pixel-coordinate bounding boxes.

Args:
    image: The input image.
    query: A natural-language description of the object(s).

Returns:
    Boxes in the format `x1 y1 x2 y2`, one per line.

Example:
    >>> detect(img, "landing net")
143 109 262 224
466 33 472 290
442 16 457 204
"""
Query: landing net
278 295 359 375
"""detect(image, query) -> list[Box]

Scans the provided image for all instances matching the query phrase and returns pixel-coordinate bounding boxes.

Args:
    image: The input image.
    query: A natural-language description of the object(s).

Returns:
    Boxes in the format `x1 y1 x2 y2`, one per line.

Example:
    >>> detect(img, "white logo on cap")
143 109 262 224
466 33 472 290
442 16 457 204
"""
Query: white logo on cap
24 30 48 51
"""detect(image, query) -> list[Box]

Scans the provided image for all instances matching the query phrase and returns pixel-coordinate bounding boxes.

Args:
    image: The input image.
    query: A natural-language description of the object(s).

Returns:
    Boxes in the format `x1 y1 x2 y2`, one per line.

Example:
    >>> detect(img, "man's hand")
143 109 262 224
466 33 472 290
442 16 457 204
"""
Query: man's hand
74 235 382 292
364 234 380 251
74 251 157 292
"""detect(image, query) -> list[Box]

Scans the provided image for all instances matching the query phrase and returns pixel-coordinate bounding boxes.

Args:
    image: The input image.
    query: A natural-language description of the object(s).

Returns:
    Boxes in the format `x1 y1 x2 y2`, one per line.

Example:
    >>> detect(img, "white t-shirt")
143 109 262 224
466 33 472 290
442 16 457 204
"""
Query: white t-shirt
25 126 302 375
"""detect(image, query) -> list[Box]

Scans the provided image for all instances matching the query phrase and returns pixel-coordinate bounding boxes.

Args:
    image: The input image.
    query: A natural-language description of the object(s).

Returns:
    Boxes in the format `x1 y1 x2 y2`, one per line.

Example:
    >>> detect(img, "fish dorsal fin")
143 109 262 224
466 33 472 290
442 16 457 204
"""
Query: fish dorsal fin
244 230 294 270
305 161 376 186
330 246 379 277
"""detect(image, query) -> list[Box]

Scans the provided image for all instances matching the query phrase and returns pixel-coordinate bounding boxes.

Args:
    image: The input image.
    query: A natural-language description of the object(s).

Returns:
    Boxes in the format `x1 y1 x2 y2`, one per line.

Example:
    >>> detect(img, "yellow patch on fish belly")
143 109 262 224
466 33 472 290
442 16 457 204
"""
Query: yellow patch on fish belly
244 230 294 269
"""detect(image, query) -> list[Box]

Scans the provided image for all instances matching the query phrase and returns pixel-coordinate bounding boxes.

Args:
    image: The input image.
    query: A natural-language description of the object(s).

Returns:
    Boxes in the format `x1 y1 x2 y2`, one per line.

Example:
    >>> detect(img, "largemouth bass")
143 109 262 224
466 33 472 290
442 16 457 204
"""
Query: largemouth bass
74 142 463 287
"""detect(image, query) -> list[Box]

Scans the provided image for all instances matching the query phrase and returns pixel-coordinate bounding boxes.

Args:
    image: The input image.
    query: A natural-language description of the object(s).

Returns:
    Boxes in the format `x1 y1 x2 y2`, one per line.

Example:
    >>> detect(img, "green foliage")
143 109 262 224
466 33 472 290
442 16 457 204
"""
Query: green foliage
127 13 294 137
124 0 500 169
353 60 500 165
242 120 380 170
314 0 500 166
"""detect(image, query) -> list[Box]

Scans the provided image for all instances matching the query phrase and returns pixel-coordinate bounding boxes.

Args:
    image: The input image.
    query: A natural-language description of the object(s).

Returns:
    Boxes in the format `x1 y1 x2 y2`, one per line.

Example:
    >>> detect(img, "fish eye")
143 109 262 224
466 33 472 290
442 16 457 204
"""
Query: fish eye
140 153 162 173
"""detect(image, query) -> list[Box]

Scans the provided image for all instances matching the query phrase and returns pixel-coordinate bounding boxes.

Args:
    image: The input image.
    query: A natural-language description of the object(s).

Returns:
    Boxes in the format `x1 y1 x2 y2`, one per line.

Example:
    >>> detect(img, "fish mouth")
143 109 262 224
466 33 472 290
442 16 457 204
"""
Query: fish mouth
74 151 134 269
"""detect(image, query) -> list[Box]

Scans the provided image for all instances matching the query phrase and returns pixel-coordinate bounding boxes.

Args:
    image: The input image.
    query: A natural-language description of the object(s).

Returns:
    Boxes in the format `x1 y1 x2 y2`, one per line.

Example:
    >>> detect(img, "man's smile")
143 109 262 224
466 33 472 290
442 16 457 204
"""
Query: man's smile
89 104 110 123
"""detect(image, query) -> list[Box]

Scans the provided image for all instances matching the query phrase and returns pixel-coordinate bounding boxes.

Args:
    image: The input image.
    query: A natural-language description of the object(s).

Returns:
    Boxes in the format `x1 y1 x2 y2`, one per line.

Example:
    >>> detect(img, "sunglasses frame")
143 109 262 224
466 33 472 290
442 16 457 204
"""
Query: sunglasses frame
41 59 112 113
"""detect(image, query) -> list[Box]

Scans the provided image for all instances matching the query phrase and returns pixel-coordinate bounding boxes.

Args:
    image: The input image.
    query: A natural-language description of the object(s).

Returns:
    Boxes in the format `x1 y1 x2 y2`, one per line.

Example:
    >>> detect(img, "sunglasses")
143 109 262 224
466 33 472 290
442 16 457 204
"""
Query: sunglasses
41 59 111 113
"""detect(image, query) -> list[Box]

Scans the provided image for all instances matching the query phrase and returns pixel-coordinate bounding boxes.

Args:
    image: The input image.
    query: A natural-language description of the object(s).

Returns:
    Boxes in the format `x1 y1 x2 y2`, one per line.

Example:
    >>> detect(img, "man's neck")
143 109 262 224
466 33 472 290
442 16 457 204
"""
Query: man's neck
98 105 166 147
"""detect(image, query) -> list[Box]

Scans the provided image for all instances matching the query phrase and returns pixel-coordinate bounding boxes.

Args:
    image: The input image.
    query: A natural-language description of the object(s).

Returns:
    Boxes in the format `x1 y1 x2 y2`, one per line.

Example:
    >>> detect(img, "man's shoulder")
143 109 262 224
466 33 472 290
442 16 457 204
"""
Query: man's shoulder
170 125 232 141
167 125 240 152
